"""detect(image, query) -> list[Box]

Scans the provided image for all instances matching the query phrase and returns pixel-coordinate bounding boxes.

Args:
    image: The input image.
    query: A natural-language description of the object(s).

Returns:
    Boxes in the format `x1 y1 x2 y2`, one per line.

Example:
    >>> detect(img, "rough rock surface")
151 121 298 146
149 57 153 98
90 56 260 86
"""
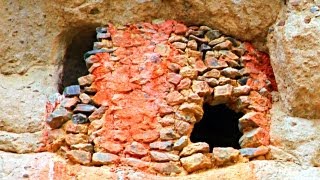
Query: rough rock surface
0 0 281 76
267 0 320 119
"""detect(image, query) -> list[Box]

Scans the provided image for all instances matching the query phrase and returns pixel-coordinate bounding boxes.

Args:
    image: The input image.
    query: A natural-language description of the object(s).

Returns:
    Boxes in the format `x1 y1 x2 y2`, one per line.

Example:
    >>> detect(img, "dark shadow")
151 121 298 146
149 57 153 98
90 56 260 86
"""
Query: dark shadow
190 104 243 151
58 28 96 93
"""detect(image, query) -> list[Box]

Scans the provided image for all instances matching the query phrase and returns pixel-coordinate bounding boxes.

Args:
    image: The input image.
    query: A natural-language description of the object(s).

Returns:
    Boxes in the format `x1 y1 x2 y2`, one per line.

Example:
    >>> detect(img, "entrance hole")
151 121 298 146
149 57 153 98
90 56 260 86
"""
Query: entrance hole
58 28 97 93
190 104 243 151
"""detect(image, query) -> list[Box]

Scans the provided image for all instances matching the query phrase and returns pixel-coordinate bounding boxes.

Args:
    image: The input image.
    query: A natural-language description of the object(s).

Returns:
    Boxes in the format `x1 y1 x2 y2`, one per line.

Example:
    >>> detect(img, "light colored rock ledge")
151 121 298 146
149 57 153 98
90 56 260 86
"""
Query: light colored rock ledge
0 151 319 180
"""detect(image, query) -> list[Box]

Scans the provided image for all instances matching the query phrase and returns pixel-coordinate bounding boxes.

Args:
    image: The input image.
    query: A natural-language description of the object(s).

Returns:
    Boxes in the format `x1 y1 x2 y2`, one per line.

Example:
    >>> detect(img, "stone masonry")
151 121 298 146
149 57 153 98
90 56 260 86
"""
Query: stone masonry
42 20 276 175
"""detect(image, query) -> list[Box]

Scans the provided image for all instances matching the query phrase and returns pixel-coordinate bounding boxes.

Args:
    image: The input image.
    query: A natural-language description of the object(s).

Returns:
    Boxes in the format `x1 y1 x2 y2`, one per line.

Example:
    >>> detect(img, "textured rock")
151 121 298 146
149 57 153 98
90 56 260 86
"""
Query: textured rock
66 150 91 165
65 133 89 146
63 120 88 134
173 136 189 151
150 151 180 162
124 141 148 157
212 147 241 166
150 141 173 151
46 107 72 129
180 142 210 157
92 152 119 165
180 153 212 173
267 1 320 118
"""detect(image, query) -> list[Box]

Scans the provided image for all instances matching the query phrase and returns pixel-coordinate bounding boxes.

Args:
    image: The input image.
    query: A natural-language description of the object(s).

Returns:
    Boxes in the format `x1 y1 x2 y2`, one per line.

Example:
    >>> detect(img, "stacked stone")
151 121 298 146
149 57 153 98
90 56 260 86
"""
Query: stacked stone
44 20 274 175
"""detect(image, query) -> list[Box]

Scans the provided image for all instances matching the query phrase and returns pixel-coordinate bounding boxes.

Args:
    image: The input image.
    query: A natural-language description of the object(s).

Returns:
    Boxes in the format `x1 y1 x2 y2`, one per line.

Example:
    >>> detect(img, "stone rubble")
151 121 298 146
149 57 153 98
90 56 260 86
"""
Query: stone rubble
43 20 275 175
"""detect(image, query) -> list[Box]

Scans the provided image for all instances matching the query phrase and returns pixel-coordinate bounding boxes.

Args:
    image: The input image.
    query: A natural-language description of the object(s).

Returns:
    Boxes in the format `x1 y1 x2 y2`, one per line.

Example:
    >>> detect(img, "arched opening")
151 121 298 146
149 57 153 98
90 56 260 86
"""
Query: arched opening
58 28 97 93
190 104 243 151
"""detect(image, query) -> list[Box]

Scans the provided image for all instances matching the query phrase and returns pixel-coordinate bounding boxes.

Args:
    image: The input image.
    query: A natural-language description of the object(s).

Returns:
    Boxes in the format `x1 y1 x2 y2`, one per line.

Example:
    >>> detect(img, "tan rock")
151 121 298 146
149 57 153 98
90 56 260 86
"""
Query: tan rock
209 84 233 106
63 120 88 134
173 136 189 151
175 120 192 135
212 147 241 166
191 80 211 96
179 66 198 79
92 152 119 165
239 127 269 148
179 102 204 121
180 142 210 157
66 150 91 165
70 143 94 152
78 74 95 87
65 133 89 146
180 153 212 173
267 4 320 118
203 69 220 78
150 151 180 162
166 91 185 106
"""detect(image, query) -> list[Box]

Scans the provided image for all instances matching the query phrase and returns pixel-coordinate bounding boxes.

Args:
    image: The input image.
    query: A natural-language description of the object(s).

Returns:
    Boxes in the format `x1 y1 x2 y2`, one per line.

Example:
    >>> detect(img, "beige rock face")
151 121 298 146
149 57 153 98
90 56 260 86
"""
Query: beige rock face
267 0 320 119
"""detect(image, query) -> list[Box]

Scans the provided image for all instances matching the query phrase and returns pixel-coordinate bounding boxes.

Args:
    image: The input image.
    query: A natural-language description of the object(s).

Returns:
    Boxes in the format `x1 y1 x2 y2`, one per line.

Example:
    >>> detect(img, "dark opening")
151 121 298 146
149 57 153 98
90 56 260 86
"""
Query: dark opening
58 28 97 93
190 104 243 151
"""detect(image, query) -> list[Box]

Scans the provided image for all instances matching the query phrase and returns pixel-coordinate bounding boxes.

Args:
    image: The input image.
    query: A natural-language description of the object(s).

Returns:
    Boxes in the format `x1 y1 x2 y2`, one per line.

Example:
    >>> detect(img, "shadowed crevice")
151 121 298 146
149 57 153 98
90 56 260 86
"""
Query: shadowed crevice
190 104 243 151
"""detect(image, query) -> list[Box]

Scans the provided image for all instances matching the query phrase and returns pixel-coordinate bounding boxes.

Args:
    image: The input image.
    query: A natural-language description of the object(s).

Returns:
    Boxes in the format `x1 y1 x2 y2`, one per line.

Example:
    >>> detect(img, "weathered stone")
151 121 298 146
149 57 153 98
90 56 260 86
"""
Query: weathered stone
173 136 189 151
220 50 239 60
177 78 192 90
158 114 175 127
199 43 211 52
166 91 185 106
233 85 251 96
239 127 269 148
60 97 79 110
179 66 198 79
240 146 269 159
88 106 107 121
63 85 81 97
206 78 219 87
167 73 182 85
74 104 97 113
88 119 103 135
186 48 202 58
94 138 123 154
209 37 226 46
209 84 233 105
78 74 95 87
172 42 187 50
175 120 192 135
64 120 88 134
193 60 208 73
150 151 180 162
187 40 198 50
179 102 204 121
152 162 182 175
44 129 66 152
235 96 250 110
160 128 180 140
96 32 111 40
79 93 91 104
203 69 220 78
150 141 173 151
191 80 211 96
239 112 268 132
124 141 148 157
205 58 228 69
180 142 210 157
71 143 94 152
65 133 89 146
121 157 150 170
132 130 159 143
212 147 241 166
92 152 119 165
169 35 188 43
213 40 233 50
205 30 222 41
46 107 72 129
221 67 241 79
72 113 89 124
175 111 197 123
180 153 212 173
218 76 231 85
66 150 91 165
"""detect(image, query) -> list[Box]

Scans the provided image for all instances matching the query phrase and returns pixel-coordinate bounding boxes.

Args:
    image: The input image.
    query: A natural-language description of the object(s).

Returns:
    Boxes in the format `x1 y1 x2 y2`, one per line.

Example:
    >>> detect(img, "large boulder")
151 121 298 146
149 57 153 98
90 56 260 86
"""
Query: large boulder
267 0 320 119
